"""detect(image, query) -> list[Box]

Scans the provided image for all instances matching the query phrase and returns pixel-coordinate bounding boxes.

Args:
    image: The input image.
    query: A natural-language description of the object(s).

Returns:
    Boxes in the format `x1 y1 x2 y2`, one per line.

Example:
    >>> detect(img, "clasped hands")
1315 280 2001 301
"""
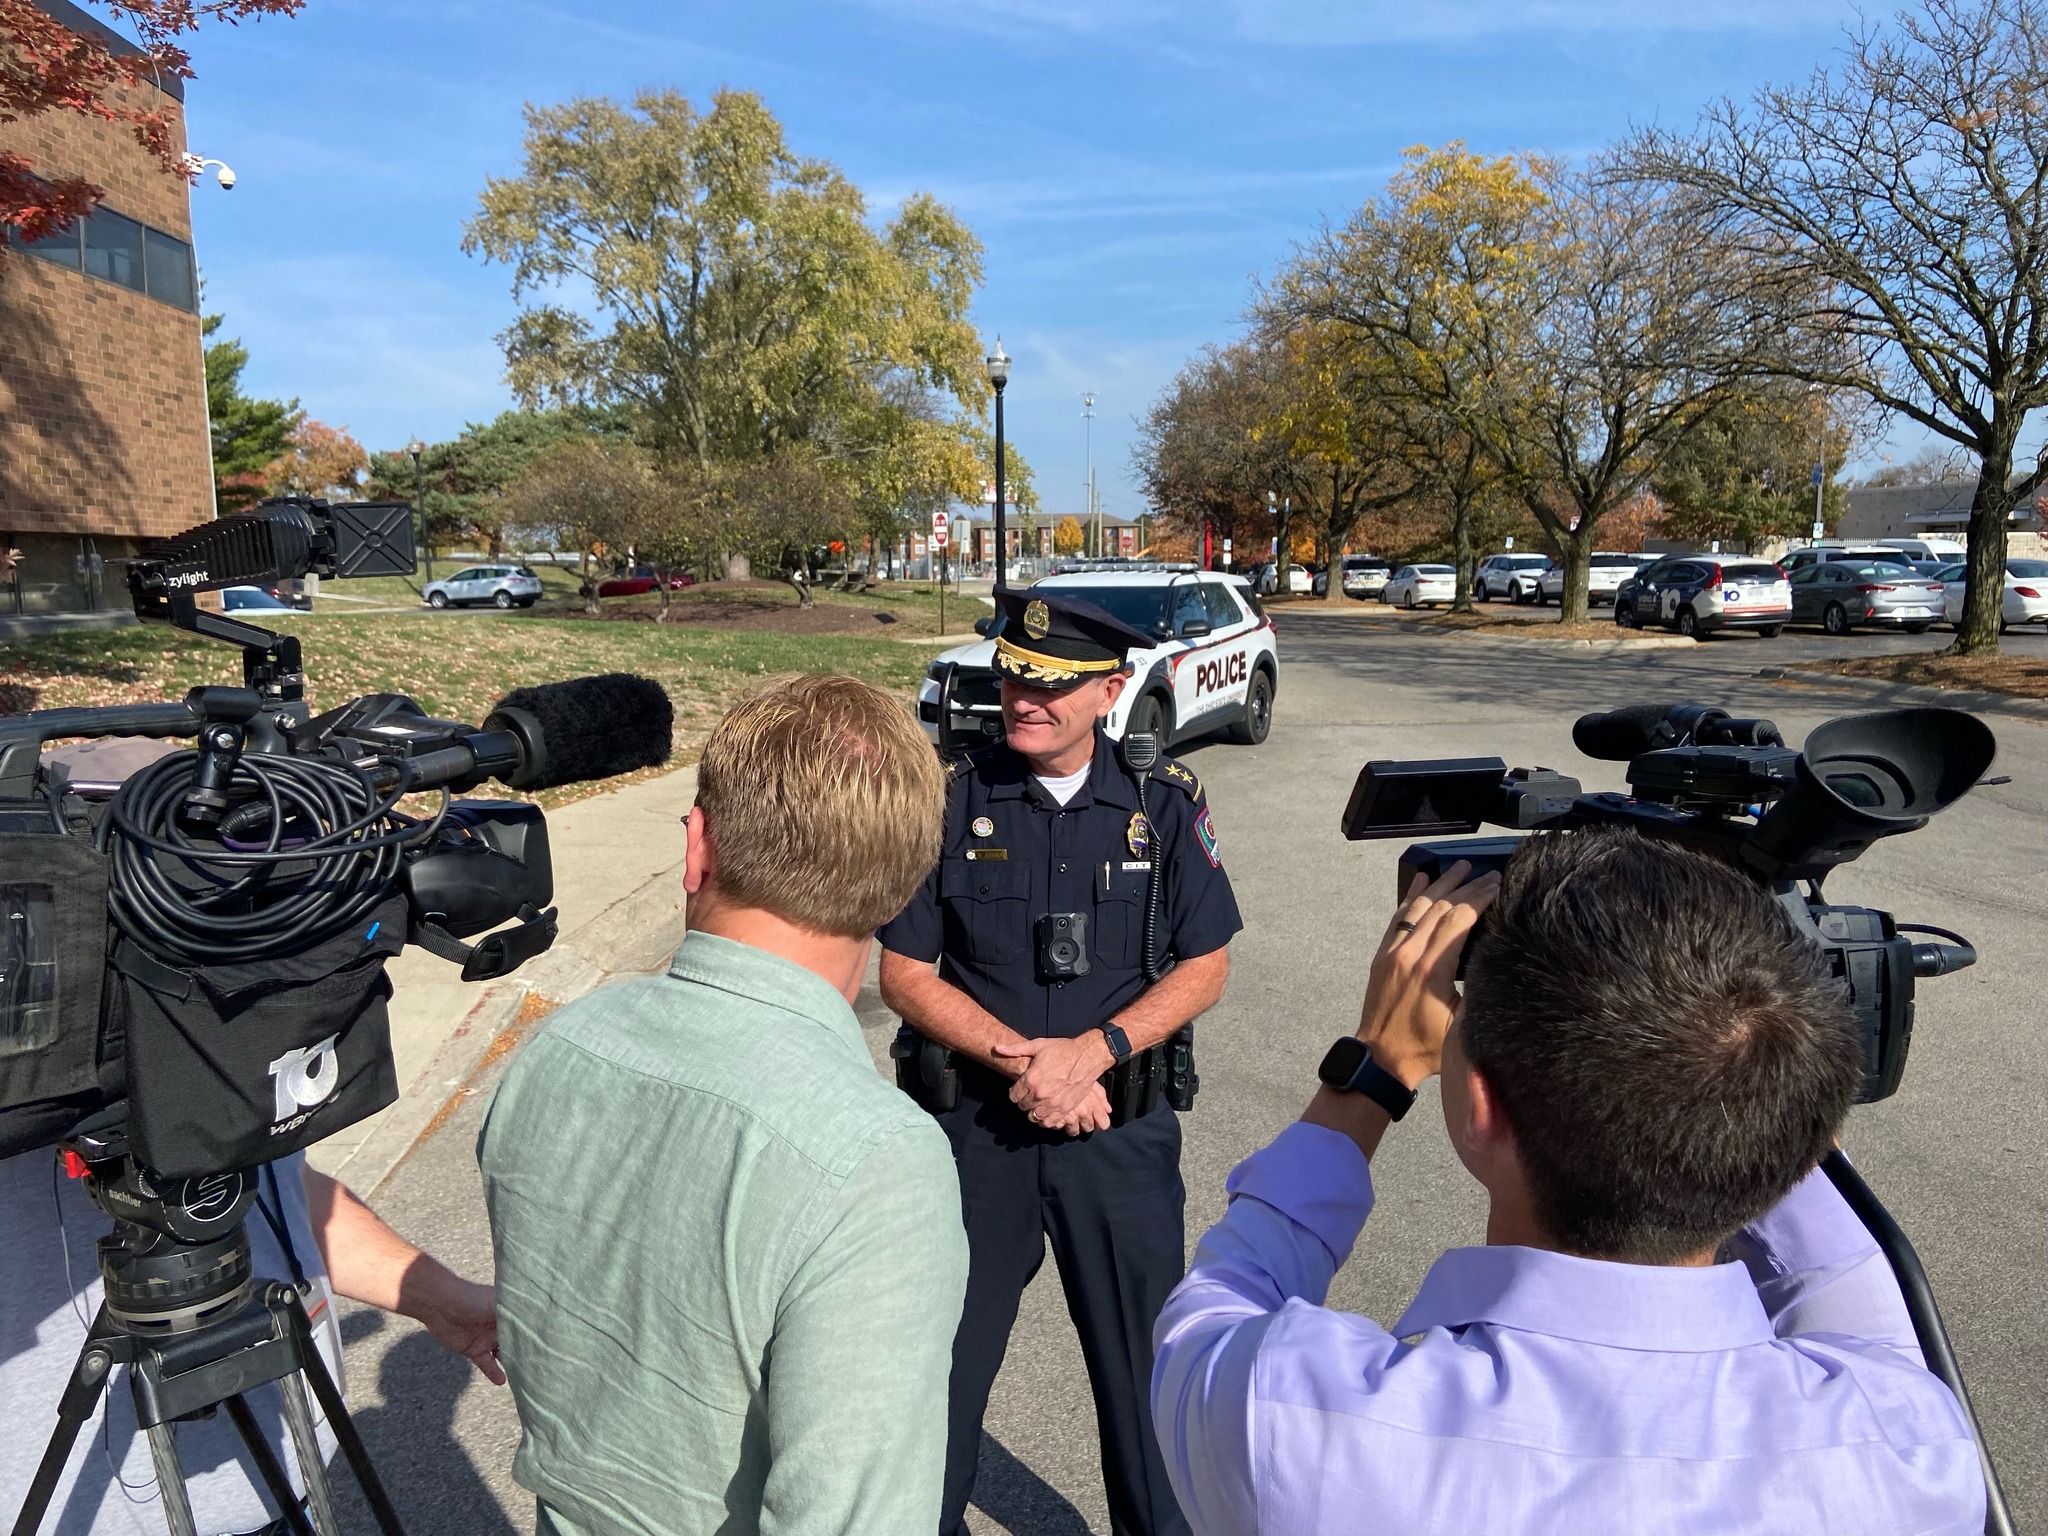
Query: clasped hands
994 1031 1116 1135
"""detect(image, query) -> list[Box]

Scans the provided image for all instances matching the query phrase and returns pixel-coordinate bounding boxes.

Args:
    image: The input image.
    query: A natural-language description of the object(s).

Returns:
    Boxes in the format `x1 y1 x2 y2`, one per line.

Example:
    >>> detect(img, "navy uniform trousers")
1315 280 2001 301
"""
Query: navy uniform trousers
935 1070 1186 1536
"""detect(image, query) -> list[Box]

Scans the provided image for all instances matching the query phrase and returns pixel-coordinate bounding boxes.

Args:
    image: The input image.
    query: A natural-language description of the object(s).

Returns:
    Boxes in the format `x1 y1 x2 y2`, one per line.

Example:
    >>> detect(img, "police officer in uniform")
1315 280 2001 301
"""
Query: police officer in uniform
879 588 1241 1536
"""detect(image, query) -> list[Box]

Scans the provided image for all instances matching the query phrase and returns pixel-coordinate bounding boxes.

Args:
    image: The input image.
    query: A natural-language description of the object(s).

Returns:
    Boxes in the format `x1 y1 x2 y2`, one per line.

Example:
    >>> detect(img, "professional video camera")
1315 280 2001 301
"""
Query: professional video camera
1340 699 2014 1534
2 498 673 1536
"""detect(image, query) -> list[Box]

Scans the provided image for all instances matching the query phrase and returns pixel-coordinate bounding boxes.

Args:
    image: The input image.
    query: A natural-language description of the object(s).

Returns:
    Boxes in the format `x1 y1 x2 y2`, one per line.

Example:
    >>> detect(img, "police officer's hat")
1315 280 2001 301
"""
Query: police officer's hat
991 588 1155 690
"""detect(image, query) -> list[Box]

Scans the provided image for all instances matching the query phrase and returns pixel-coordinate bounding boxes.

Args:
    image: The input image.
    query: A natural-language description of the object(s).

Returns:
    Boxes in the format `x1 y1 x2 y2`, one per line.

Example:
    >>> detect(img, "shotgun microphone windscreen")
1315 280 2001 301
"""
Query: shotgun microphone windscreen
485 674 673 791
1571 704 1674 762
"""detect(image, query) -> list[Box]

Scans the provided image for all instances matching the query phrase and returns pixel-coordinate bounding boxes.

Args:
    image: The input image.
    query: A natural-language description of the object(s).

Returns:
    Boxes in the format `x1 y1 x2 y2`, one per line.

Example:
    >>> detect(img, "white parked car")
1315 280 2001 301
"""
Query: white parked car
918 569 1280 751
1314 555 1392 599
1536 552 1646 605
1474 552 1552 602
1258 562 1312 595
1380 564 1457 608
423 564 544 609
1937 559 2048 629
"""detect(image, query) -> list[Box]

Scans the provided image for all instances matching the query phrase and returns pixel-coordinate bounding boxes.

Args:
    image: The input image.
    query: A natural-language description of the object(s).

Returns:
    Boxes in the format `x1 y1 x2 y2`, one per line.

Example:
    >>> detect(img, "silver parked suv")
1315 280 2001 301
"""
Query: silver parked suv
422 564 545 609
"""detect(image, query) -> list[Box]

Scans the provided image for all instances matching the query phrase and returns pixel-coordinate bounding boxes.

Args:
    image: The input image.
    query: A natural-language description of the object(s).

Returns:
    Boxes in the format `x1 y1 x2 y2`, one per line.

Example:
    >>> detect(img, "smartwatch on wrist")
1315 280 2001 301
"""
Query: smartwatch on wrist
1317 1037 1417 1122
1100 1023 1133 1065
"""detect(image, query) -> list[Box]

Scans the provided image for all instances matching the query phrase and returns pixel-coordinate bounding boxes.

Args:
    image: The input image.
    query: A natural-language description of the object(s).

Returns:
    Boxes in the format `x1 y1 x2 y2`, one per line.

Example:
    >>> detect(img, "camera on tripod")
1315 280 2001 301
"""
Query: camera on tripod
2 497 673 1536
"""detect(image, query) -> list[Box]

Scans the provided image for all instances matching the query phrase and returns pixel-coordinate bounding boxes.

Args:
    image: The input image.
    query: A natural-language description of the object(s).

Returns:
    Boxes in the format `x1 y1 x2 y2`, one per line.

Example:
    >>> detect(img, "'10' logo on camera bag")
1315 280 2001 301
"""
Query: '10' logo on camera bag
270 1034 341 1132
1193 651 1247 697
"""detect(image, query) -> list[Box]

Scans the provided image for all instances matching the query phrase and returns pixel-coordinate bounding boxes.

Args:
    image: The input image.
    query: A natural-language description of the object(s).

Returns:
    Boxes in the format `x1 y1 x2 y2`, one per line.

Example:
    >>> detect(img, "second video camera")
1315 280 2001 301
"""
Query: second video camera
1340 701 1996 1103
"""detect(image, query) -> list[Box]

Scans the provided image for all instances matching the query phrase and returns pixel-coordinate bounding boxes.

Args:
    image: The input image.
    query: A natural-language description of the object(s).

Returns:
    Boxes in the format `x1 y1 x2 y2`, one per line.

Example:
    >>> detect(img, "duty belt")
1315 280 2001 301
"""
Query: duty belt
890 1025 1197 1126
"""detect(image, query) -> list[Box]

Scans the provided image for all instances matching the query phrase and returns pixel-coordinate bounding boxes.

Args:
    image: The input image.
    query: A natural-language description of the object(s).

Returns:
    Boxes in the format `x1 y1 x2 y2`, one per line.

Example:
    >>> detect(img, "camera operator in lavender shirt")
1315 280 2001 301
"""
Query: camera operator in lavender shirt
1152 829 1984 1536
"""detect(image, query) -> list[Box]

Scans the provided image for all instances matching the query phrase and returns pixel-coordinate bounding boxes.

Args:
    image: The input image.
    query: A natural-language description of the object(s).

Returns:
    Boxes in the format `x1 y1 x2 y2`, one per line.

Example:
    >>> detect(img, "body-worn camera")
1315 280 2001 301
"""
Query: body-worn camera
1037 911 1091 979
1340 701 1993 1103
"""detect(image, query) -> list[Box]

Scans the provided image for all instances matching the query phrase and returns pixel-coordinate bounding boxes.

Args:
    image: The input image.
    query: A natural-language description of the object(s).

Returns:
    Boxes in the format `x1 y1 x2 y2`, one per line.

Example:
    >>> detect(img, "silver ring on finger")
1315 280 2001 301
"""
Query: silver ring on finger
1394 919 1419 934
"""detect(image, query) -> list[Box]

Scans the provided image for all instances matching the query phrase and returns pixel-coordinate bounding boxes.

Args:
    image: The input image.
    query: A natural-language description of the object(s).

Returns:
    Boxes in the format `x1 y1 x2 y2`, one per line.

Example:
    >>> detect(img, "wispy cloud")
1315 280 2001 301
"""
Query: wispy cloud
855 0 1855 47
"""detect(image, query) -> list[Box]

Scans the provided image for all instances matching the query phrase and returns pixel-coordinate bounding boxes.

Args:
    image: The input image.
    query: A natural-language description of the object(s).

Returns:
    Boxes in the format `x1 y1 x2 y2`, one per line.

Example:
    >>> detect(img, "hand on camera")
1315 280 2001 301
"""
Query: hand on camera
1357 860 1500 1087
996 1034 1116 1135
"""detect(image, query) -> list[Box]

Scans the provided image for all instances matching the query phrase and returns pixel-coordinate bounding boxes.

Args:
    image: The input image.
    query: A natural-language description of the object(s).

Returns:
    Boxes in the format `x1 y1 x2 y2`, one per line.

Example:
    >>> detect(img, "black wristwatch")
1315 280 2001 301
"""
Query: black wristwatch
1317 1037 1417 1121
1100 1023 1133 1065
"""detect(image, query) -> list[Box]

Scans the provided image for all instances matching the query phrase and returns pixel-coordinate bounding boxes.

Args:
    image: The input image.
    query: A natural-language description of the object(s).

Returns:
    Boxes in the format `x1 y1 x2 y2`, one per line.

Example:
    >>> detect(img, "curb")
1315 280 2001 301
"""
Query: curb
1754 667 2048 724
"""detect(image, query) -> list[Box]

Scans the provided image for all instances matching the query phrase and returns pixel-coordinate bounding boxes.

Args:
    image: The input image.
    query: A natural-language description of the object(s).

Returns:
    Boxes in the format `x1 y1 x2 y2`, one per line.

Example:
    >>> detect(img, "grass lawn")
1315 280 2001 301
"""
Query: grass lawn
1798 647 2048 700
1 611 955 804
317 569 988 638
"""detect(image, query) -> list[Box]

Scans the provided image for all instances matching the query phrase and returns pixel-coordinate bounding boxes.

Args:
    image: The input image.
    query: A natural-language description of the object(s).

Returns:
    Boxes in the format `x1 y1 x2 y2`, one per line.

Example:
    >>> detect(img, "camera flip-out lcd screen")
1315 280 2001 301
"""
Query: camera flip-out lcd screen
1341 757 1507 840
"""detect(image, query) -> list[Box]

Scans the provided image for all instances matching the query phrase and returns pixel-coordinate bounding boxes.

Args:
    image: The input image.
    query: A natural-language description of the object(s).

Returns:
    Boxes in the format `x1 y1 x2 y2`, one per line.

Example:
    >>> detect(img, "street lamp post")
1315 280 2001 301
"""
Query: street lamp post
987 338 1011 590
1082 390 1096 558
407 440 434 582
1808 384 1827 542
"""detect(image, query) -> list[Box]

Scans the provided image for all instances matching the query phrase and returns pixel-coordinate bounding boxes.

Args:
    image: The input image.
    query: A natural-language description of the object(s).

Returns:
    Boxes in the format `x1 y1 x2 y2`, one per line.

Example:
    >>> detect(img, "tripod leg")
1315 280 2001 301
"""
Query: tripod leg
223 1395 316 1536
272 1287 408 1536
143 1424 200 1536
276 1374 343 1536
10 1313 123 1536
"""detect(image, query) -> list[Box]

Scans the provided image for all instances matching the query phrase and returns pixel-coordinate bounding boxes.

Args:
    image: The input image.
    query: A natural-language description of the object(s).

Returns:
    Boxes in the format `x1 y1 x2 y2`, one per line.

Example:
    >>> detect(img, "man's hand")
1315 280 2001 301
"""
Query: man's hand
1356 859 1500 1086
995 1032 1117 1131
405 1271 506 1385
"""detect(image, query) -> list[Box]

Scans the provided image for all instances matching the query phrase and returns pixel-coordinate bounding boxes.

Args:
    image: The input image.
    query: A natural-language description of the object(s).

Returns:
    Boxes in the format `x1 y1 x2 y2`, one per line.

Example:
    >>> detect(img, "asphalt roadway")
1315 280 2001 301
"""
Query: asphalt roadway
330 616 2046 1536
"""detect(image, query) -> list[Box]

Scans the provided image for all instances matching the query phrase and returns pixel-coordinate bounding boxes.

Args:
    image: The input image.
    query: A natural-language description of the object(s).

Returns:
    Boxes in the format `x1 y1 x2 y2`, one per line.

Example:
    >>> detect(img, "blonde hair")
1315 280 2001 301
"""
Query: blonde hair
695 674 946 937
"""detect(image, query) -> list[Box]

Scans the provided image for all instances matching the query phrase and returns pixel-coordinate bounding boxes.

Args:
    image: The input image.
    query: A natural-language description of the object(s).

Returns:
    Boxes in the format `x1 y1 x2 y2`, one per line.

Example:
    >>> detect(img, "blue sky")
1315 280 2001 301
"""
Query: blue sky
168 0 1890 521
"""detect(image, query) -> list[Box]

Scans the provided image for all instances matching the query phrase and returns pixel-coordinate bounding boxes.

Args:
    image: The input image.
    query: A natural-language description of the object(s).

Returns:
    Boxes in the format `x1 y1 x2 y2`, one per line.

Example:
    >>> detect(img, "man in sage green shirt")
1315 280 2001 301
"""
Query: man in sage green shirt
479 676 967 1536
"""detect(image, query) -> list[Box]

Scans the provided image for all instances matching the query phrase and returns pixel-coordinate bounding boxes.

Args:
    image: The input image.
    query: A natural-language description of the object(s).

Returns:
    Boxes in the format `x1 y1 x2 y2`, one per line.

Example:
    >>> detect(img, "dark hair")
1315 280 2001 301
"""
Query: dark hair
1459 827 1861 1263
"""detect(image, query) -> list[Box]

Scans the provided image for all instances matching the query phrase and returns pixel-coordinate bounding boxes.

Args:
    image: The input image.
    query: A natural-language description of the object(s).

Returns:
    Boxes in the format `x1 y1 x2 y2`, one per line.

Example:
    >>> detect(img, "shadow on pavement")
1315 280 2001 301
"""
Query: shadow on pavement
972 1432 1096 1536
332 1313 521 1536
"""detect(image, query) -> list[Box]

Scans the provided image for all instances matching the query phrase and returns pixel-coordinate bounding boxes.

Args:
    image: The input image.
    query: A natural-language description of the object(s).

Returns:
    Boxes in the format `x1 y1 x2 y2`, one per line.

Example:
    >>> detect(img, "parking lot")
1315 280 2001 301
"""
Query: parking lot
330 618 2046 1536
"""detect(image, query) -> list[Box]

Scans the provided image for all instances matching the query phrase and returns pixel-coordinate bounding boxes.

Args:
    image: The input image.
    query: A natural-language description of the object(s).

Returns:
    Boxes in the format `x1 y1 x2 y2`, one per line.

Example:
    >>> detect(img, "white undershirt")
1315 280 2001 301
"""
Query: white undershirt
1033 764 1093 805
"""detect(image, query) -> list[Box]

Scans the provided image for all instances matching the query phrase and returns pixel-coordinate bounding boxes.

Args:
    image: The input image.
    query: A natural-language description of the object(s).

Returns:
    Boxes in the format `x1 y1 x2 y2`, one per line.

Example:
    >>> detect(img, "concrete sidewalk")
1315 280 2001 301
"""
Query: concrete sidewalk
308 764 699 1192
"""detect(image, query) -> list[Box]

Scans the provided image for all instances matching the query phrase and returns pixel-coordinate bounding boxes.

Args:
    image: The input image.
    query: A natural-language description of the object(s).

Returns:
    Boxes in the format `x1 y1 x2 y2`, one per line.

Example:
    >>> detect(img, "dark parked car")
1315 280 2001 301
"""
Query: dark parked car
591 565 698 598
1614 558 1791 637
220 584 308 612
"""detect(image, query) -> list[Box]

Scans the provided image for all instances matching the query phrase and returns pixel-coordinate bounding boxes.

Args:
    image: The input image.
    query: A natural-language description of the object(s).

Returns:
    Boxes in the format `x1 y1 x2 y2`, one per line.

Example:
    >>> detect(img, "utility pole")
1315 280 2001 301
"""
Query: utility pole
1082 391 1097 558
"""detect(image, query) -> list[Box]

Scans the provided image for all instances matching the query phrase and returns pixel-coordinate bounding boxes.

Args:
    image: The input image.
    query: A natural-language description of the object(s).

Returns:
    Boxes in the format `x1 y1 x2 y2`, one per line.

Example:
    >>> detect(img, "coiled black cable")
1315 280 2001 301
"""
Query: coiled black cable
98 747 446 964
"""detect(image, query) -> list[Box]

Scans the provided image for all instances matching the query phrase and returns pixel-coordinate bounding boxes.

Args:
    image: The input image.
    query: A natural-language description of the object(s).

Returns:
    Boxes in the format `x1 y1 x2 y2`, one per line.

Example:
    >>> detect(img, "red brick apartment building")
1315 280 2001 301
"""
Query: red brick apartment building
0 0 212 619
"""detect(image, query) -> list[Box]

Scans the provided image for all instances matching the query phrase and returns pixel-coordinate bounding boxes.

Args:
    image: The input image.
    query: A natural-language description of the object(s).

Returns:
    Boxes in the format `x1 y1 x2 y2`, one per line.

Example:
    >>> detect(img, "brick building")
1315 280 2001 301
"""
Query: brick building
0 0 211 617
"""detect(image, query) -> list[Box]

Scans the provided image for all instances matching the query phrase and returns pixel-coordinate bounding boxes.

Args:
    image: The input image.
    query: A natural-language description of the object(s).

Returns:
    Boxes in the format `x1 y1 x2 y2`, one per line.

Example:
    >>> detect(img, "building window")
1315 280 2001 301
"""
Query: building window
14 222 81 269
8 196 197 311
81 206 144 290
144 226 195 310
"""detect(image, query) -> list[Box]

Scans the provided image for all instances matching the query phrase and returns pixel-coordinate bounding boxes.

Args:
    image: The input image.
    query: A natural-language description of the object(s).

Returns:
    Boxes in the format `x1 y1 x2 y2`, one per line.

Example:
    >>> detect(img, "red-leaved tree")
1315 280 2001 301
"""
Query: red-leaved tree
1 0 302 240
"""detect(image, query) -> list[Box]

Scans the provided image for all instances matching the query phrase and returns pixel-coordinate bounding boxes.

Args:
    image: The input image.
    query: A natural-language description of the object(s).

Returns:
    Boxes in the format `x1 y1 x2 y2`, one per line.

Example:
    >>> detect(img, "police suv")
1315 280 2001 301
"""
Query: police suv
918 567 1279 751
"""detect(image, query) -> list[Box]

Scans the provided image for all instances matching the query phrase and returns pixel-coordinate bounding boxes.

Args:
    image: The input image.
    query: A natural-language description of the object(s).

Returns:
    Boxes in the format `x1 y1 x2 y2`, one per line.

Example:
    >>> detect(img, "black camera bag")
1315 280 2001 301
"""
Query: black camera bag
109 892 406 1178
0 823 114 1158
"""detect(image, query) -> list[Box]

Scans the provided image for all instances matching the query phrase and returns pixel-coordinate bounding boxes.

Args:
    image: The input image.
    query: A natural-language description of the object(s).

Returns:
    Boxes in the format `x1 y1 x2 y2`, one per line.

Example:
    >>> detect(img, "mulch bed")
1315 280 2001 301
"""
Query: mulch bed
1800 650 2048 701
556 581 915 635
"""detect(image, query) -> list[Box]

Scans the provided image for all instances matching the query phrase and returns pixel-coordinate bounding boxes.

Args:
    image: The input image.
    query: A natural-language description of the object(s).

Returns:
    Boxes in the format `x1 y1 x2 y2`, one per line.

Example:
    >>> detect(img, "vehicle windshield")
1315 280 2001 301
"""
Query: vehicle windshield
1343 556 1388 570
2008 559 2048 578
1039 583 1171 634
1721 564 1784 581
1845 563 1920 579
1414 565 1454 575
1501 555 1548 568
1590 554 1641 567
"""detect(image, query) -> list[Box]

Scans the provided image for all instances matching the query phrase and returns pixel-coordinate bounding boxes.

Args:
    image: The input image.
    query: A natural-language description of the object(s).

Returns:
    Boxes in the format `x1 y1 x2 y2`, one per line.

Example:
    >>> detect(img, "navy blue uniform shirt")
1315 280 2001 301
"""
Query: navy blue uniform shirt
879 731 1242 1039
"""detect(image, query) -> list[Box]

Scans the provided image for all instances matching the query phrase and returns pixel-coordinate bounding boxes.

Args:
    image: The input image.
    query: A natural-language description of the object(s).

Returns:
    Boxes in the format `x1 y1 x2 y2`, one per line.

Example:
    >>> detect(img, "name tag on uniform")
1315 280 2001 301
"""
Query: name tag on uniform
966 848 1008 861
1121 861 1151 872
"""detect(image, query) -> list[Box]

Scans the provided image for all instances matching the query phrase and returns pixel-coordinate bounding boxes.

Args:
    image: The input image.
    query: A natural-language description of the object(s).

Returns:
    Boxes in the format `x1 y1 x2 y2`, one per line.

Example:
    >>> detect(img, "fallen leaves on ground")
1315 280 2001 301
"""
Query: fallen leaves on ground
1799 649 2048 700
